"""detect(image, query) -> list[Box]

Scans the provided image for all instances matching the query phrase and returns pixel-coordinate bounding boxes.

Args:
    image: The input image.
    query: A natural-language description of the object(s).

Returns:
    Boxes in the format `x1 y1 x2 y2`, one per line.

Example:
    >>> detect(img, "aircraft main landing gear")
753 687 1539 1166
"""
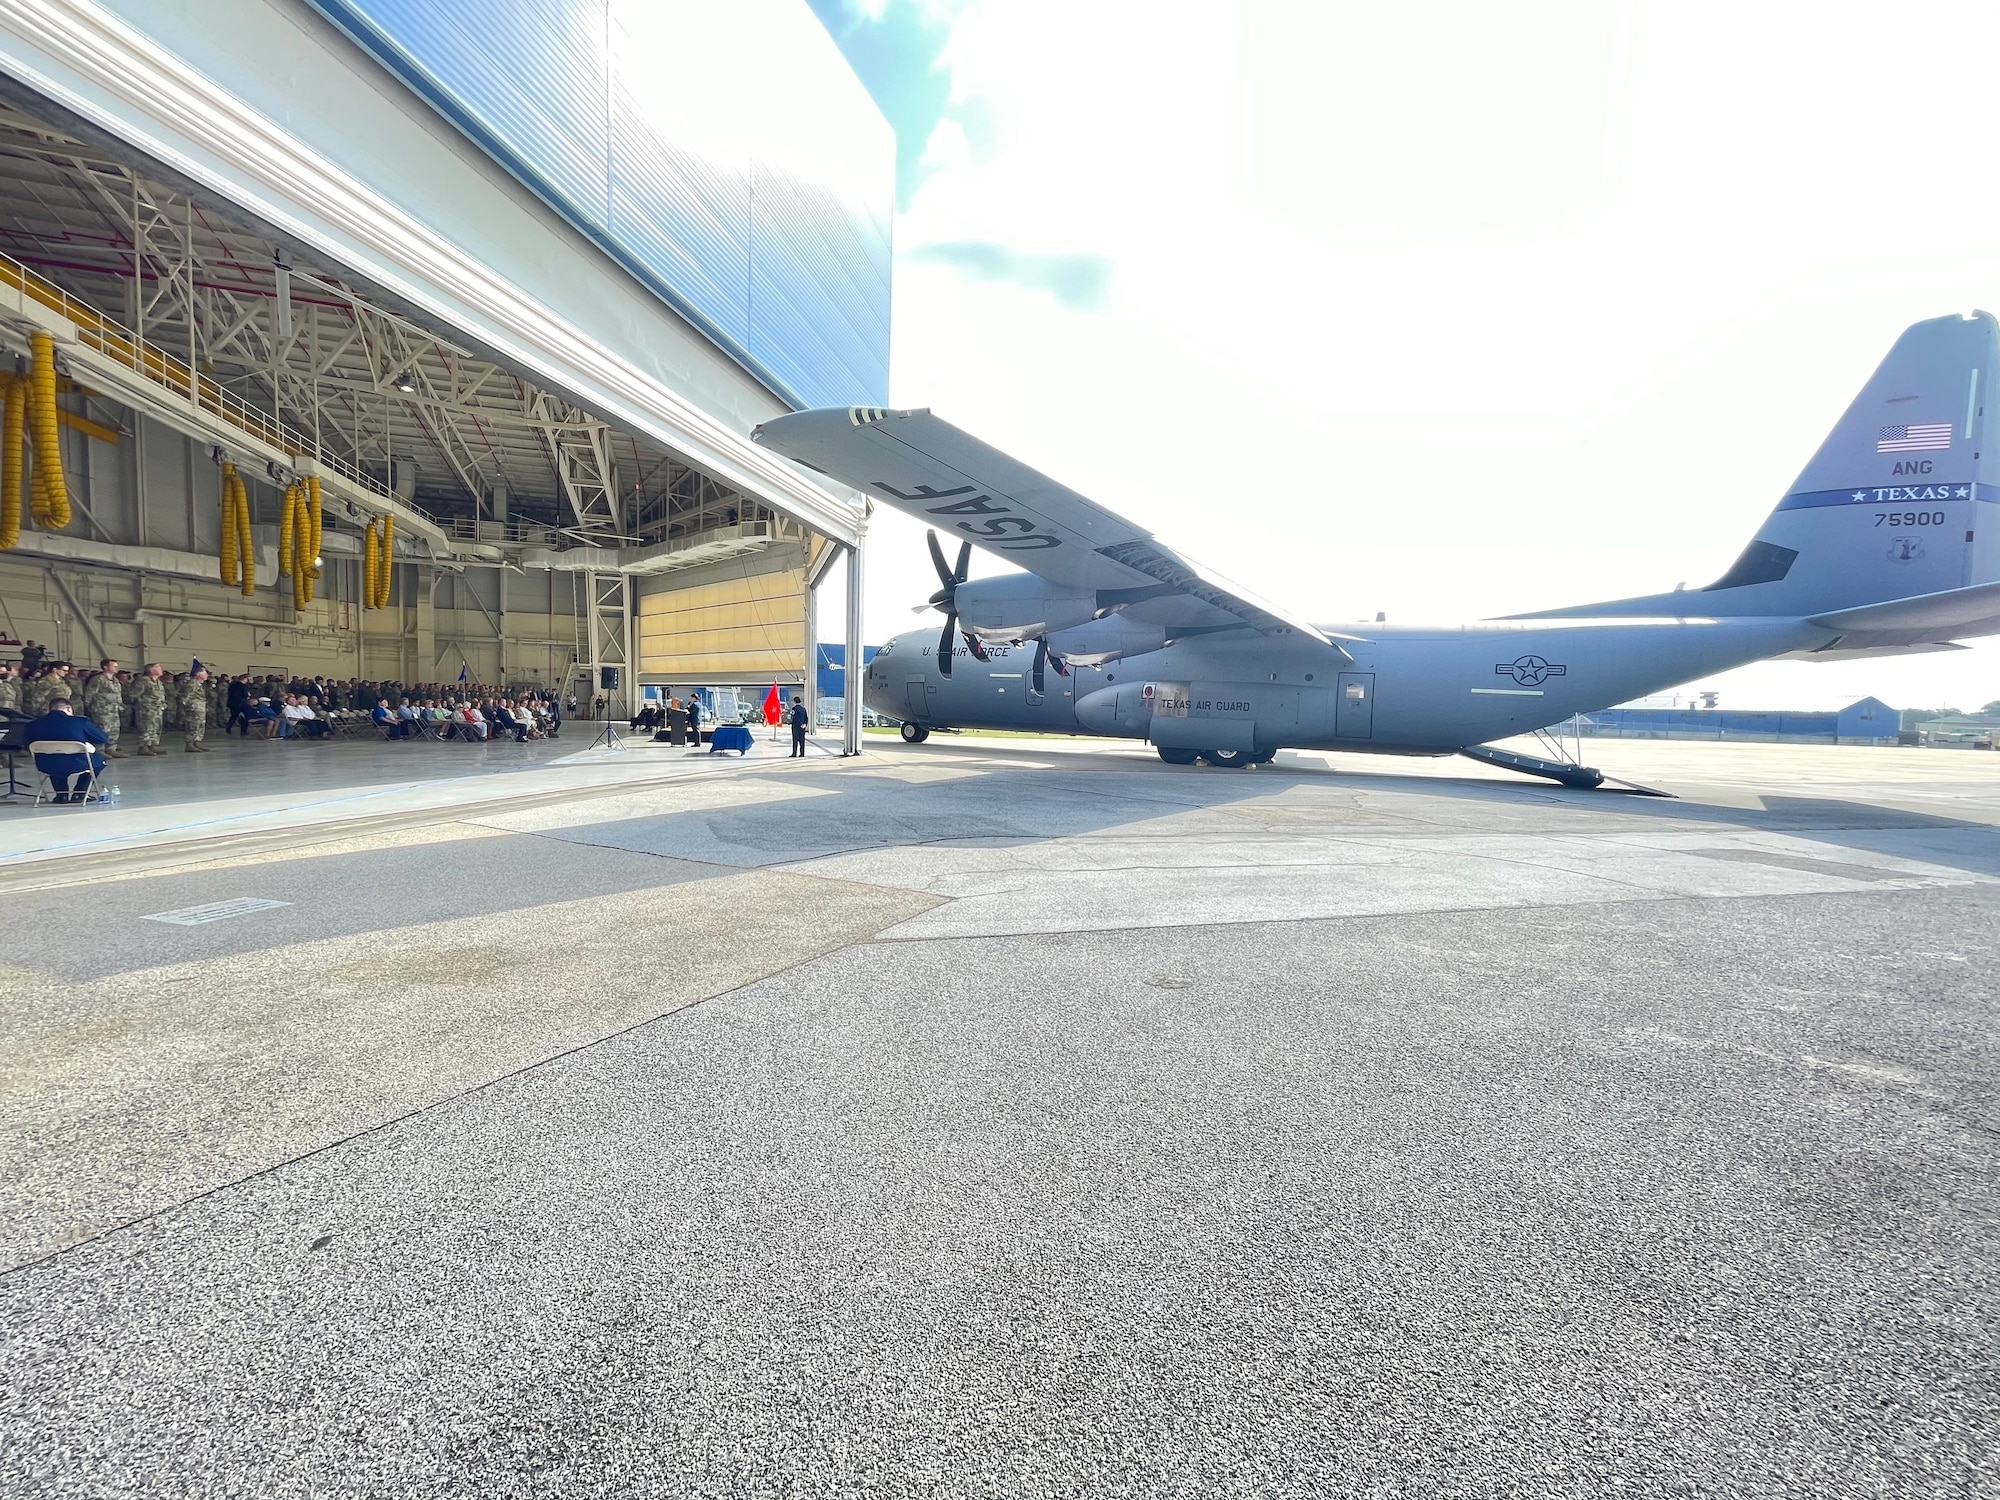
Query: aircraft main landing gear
1156 746 1199 765
900 722 929 743
1202 747 1254 768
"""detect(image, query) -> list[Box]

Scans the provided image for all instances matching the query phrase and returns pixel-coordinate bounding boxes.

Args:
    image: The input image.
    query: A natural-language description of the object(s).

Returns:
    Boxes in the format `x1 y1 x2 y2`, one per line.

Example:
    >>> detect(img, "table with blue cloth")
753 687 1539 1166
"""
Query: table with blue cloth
707 724 754 755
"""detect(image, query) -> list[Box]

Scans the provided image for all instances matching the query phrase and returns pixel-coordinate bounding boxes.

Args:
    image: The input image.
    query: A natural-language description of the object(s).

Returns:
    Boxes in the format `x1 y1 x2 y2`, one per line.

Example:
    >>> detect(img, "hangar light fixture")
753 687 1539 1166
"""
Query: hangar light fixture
392 370 416 393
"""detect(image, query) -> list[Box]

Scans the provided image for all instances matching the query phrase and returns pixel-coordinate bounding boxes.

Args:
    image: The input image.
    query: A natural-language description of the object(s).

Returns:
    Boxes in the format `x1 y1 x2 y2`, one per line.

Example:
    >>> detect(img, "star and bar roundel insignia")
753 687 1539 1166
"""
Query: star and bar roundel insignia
1496 654 1566 687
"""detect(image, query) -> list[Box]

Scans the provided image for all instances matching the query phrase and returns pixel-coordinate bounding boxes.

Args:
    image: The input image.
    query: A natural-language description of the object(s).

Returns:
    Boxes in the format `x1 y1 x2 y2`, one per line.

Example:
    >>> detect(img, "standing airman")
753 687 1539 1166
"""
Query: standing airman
0 662 18 714
131 663 166 755
180 665 211 752
83 657 126 759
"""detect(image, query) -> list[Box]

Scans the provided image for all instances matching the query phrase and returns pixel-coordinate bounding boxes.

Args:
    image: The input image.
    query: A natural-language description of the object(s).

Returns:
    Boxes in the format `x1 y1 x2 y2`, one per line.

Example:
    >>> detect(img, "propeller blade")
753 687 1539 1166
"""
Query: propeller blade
1032 637 1048 694
937 612 957 676
953 539 971 584
927 530 955 591
1049 650 1069 677
964 632 990 662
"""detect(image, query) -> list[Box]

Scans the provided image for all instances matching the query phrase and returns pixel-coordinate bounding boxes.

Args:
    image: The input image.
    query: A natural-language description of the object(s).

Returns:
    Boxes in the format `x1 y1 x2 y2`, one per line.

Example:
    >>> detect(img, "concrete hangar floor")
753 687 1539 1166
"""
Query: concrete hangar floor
2 733 1997 1497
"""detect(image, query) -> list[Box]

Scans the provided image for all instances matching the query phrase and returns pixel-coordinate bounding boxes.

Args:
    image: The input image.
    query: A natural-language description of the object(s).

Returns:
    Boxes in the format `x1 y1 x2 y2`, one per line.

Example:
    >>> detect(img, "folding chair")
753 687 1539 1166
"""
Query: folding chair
29 739 102 805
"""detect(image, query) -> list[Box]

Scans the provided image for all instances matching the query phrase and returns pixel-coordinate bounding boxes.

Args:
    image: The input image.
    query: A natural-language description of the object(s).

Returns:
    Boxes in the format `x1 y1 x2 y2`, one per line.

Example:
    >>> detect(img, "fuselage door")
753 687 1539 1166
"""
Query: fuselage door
905 677 932 722
1335 672 1374 739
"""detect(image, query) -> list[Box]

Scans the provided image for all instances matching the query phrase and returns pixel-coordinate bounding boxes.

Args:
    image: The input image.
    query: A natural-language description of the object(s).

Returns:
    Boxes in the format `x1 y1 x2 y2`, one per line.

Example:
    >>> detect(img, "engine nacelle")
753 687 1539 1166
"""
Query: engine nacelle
954 573 1094 639
1040 614 1165 666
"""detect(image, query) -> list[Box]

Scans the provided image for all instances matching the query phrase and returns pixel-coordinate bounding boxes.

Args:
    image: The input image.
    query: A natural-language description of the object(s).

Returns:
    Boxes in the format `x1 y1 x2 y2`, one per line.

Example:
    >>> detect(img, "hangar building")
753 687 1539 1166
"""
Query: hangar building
0 0 886 748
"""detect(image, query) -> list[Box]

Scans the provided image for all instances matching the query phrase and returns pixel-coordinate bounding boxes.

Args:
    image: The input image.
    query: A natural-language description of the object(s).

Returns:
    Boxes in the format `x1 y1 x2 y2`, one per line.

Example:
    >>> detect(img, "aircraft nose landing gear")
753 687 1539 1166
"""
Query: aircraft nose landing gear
900 721 929 743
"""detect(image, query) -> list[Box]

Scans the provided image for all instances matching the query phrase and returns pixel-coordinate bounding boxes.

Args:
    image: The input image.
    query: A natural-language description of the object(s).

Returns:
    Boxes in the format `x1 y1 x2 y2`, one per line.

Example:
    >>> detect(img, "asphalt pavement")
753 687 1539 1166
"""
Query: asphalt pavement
2 736 1996 1498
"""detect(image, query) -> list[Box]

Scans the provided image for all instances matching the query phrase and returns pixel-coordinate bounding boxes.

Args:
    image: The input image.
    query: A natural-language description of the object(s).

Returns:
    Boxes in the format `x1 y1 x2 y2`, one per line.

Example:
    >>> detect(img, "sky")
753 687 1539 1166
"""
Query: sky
807 0 2000 713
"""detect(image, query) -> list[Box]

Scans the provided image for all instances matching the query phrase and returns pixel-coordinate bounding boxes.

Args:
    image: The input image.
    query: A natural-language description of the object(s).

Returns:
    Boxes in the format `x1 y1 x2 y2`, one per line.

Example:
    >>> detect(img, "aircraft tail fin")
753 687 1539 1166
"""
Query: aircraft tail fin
1526 311 2000 631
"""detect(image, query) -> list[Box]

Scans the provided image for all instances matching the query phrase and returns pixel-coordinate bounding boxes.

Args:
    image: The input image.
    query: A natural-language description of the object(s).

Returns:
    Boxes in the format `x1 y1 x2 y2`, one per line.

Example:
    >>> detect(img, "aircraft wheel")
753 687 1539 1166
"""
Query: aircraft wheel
900 722 929 744
1203 747 1254 768
1156 746 1199 765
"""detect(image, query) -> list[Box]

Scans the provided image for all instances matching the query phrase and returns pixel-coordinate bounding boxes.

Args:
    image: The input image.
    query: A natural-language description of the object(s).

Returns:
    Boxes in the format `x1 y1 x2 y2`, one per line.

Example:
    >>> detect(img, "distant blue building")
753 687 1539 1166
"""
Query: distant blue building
1575 697 1898 745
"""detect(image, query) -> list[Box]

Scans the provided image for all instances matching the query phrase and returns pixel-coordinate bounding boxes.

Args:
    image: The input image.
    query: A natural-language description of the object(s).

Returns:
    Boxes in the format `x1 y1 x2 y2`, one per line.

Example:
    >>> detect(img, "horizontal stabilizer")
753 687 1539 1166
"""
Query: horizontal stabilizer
1806 578 2000 632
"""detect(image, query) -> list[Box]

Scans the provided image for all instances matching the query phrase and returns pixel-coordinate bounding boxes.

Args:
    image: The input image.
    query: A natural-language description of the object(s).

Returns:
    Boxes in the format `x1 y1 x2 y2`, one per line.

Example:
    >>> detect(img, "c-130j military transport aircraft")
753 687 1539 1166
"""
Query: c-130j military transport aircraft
755 312 2000 788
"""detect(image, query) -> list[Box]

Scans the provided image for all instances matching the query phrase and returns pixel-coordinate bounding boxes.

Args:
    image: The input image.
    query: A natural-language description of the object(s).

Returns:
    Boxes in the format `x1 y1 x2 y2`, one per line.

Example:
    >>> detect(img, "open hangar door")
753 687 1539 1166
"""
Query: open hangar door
632 535 852 714
0 39 865 732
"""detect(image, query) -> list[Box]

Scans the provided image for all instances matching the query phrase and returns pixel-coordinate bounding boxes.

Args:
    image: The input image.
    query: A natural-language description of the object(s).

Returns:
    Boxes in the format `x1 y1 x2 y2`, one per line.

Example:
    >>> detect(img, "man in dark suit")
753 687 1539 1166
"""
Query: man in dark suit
24 696 107 802
788 695 809 758
226 674 252 736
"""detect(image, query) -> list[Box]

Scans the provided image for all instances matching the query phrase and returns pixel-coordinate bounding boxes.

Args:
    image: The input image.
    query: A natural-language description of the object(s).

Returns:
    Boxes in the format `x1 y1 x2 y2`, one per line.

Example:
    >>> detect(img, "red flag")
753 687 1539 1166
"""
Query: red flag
762 682 782 726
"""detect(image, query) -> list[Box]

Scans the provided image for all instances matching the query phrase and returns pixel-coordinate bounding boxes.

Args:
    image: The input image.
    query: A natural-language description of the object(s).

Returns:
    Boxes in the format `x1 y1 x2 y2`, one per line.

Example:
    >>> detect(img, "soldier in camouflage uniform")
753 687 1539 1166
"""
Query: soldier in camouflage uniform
83 658 127 758
180 665 211 752
21 667 55 719
0 663 18 714
131 663 167 755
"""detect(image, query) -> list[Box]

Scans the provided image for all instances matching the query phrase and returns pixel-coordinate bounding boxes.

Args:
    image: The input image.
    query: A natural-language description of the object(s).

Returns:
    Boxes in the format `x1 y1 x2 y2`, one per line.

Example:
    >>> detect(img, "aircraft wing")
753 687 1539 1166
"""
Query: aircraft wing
752 406 1334 646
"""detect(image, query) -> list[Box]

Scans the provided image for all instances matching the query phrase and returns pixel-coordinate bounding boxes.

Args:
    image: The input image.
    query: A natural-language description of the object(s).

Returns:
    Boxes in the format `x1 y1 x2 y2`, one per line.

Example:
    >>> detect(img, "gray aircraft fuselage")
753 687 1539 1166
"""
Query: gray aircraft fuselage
865 615 1819 756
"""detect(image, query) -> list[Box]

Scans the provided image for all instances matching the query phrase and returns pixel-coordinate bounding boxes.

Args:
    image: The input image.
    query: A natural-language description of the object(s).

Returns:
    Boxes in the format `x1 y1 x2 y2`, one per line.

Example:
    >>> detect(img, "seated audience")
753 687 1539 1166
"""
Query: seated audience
280 695 325 739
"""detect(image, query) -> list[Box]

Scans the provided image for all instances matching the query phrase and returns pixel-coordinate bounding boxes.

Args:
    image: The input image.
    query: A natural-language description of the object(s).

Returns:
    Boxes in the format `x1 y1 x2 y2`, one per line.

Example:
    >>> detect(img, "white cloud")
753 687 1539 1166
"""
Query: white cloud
845 0 2000 711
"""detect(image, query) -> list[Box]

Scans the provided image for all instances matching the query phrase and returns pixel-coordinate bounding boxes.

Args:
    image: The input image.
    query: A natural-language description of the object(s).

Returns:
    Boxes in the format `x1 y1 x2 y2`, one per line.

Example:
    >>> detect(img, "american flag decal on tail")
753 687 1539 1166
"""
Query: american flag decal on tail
1877 422 1952 453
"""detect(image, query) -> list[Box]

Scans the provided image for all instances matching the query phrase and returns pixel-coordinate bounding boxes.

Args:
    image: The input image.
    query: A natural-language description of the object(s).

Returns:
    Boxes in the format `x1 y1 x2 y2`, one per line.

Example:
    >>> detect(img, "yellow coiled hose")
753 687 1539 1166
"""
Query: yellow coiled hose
278 481 296 576
28 332 67 529
234 470 254 596
375 514 394 608
362 518 379 609
282 483 304 611
0 375 21 550
219 462 240 585
304 475 322 604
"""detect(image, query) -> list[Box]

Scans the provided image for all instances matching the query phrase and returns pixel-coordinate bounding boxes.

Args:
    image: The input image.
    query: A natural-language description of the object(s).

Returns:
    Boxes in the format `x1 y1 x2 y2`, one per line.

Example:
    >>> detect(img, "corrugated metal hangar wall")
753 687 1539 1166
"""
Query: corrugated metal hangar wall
306 0 893 413
0 0 885 726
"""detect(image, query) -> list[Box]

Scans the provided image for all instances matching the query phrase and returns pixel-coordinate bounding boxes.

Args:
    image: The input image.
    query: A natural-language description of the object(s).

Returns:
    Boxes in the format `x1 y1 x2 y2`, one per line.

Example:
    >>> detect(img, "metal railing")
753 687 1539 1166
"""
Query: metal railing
0 245 432 523
443 516 559 546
